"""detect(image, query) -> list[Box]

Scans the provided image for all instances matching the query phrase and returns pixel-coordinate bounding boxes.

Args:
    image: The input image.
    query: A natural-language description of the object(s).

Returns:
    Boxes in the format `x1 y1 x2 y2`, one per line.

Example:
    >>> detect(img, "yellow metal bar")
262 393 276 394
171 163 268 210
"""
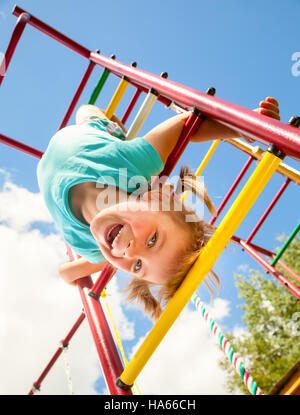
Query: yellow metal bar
125 91 158 140
227 138 300 185
105 77 130 120
280 373 300 395
119 149 282 387
181 140 220 202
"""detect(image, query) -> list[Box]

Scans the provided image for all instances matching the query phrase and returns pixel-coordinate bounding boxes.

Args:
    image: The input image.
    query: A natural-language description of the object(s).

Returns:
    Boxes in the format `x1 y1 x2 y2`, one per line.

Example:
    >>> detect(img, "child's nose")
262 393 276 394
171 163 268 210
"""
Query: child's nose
124 238 144 258
124 239 135 257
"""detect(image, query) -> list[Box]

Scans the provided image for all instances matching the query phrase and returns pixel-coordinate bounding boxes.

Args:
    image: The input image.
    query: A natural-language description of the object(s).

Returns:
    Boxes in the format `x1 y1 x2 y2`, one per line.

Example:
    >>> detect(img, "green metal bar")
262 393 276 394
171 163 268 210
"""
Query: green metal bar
271 221 300 266
88 68 110 105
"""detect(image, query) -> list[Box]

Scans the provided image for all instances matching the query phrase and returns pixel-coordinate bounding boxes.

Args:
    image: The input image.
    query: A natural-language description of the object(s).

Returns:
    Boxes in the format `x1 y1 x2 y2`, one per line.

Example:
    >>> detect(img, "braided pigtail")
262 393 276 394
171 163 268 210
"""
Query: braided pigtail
123 278 162 321
175 164 216 216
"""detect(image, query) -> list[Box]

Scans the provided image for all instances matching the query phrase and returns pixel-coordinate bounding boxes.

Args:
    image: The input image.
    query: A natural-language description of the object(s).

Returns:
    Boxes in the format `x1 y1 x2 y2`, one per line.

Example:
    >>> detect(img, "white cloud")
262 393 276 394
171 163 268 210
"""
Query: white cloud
0 180 54 231
236 263 250 273
0 172 238 395
130 301 234 395
0 175 100 394
0 172 138 395
206 297 231 321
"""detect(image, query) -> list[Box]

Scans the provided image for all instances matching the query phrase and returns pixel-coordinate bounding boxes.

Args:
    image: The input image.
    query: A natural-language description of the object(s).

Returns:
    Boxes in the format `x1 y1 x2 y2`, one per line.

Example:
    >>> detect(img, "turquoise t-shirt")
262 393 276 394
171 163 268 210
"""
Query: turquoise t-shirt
37 117 164 263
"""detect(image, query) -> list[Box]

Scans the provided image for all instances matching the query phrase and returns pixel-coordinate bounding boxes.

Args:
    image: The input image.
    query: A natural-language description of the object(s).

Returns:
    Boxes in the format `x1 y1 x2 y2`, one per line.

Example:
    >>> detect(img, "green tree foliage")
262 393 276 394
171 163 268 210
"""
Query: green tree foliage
219 236 300 395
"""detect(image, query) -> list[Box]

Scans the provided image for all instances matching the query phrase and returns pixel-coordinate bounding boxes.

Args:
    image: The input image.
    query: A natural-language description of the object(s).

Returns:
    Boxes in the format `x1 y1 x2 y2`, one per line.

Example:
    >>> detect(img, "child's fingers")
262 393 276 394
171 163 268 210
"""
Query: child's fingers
254 107 280 120
265 97 279 107
259 101 280 114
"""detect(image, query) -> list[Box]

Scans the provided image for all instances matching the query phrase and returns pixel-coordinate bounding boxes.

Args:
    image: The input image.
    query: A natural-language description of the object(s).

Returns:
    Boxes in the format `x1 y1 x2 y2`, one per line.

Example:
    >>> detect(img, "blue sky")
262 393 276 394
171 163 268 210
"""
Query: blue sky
0 0 299 395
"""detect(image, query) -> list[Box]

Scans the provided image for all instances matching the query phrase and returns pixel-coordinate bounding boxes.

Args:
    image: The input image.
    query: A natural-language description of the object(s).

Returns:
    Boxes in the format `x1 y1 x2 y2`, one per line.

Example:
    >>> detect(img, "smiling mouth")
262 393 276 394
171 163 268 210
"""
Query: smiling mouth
105 224 124 248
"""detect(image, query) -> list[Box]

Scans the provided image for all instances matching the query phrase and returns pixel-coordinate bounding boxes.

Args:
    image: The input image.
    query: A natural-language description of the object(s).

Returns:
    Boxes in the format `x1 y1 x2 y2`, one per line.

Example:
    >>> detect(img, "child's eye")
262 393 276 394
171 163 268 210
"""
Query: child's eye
134 259 142 272
148 232 157 247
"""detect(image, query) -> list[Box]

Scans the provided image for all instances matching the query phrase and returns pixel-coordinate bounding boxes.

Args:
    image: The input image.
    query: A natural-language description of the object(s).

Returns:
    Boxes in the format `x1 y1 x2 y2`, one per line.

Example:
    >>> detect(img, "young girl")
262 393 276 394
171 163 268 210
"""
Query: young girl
37 97 280 319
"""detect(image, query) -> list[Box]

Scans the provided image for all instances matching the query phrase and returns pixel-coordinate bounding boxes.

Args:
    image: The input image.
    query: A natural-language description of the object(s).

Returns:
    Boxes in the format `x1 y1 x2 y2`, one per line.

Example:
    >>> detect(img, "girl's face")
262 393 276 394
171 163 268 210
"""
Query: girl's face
90 193 191 285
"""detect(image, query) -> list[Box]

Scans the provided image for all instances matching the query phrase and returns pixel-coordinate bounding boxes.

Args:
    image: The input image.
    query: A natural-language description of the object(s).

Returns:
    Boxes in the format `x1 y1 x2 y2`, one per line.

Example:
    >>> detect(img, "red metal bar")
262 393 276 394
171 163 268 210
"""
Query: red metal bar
231 235 275 258
89 263 116 299
8 6 300 160
0 12 30 86
0 132 43 158
245 178 291 244
89 52 300 160
77 276 132 395
129 79 187 110
210 156 254 225
59 61 95 130
232 235 300 283
121 88 142 125
13 6 90 59
276 259 300 284
151 111 205 190
28 312 86 394
240 240 300 299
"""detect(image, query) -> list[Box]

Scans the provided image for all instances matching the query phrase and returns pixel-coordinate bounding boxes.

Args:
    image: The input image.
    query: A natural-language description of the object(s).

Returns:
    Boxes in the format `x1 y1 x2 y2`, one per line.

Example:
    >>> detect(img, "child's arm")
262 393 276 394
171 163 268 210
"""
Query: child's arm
59 257 107 286
143 97 280 165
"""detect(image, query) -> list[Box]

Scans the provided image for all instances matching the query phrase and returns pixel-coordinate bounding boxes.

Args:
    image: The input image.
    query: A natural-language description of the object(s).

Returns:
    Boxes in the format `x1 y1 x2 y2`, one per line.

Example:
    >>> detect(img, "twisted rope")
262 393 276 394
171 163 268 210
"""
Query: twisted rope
191 292 263 395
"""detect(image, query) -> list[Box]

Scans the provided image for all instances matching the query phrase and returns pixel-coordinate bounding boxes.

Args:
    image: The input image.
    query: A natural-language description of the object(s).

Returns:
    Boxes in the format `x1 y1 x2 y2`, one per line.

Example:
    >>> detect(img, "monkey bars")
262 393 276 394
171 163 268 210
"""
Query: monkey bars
1 5 299 395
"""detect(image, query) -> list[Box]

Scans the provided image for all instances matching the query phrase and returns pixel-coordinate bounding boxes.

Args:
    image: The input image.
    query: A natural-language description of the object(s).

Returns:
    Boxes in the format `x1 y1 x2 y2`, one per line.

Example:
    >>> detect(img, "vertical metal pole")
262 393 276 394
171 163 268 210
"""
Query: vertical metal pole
88 68 110 105
245 178 291 244
105 67 133 120
77 277 132 395
155 109 204 182
59 61 95 130
240 241 300 299
210 156 254 224
88 54 115 106
0 12 30 86
153 88 216 185
88 263 116 300
181 139 220 203
271 221 300 266
121 88 142 125
125 88 159 140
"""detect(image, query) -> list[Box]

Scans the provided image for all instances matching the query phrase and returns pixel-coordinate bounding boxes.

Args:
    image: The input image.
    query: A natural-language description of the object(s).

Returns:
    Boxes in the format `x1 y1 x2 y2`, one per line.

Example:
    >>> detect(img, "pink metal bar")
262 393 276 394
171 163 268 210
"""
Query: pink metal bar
232 235 300 283
210 156 254 225
28 312 86 394
0 12 30 86
64 248 127 394
245 178 291 244
0 132 43 158
13 6 90 59
276 259 300 284
150 111 206 191
89 263 116 299
121 88 142 125
89 52 300 160
58 61 95 130
77 276 132 395
240 240 300 299
231 235 275 257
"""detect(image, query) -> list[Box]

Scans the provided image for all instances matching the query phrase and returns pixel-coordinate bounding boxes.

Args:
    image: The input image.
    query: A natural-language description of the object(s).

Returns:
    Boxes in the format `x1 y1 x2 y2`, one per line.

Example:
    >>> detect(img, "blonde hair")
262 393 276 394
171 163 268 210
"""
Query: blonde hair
123 165 220 321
